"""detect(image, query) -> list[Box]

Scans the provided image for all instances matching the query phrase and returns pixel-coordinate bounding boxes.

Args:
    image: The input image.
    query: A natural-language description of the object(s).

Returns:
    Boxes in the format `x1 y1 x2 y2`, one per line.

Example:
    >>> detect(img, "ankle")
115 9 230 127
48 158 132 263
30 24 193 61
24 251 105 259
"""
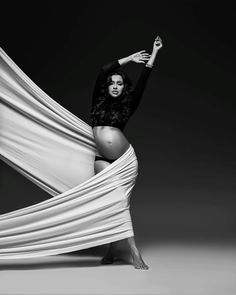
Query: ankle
131 248 141 257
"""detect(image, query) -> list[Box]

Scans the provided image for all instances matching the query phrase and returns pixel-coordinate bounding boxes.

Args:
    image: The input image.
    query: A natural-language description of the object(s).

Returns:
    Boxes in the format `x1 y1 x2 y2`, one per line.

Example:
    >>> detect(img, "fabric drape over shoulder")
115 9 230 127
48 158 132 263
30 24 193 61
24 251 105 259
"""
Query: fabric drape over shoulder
0 48 138 259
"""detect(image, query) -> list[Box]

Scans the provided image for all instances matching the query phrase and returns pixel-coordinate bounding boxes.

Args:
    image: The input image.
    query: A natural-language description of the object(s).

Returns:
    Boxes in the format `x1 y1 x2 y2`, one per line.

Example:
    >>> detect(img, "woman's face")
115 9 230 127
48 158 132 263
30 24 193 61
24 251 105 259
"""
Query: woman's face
108 74 124 98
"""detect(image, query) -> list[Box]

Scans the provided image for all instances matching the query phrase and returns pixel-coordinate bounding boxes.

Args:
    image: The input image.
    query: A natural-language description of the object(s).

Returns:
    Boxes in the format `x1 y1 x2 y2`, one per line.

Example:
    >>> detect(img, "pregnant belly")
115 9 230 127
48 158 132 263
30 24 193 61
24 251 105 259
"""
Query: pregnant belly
92 126 130 160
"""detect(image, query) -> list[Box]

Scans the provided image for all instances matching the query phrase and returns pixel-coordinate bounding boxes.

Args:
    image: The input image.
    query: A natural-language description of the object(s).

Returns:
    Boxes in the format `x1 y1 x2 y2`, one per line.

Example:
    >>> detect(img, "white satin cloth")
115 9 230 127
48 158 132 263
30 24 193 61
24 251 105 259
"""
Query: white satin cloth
0 48 138 259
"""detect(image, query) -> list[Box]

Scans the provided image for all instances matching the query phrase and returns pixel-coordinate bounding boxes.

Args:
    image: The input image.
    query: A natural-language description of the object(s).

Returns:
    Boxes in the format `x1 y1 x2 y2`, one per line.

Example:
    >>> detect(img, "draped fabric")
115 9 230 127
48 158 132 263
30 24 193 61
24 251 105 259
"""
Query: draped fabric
0 48 138 259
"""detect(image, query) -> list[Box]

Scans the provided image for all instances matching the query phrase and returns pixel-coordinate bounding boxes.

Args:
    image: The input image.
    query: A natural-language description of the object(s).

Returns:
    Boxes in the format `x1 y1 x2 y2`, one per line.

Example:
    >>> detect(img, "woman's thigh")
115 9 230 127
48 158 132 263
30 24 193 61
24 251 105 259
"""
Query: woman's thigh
94 160 111 174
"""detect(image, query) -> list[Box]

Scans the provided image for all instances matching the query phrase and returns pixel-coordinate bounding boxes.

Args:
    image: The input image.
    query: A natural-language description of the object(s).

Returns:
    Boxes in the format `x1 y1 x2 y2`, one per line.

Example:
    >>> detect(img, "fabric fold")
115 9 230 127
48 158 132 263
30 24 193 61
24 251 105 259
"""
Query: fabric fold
0 47 138 259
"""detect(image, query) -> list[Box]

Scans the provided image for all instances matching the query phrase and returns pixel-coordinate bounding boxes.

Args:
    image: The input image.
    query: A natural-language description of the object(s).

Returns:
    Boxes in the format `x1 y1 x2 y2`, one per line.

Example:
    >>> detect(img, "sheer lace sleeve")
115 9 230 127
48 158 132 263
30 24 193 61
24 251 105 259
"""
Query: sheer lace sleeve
129 65 152 115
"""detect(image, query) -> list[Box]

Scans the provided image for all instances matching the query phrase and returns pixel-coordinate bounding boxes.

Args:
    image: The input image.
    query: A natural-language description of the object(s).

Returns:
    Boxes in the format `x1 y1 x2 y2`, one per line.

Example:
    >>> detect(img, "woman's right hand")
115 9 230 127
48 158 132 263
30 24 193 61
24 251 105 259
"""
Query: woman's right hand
130 50 151 64
152 35 163 52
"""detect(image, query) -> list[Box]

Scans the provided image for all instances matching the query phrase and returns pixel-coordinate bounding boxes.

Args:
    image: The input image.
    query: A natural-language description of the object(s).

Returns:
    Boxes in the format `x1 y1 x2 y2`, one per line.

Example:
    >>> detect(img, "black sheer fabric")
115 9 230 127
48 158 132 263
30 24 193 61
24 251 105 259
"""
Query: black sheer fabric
90 60 152 131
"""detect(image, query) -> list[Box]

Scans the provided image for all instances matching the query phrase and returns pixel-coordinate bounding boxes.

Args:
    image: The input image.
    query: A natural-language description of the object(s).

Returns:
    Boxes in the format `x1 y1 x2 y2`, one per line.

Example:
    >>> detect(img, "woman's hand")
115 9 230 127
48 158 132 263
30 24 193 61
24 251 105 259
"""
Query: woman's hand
152 35 163 52
118 37 162 67
146 35 163 68
130 50 151 64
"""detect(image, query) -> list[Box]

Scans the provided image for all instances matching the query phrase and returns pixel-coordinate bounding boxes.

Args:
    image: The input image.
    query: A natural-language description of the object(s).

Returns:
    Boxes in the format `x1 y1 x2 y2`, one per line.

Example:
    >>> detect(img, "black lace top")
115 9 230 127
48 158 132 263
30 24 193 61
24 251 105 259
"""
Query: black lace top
90 60 152 131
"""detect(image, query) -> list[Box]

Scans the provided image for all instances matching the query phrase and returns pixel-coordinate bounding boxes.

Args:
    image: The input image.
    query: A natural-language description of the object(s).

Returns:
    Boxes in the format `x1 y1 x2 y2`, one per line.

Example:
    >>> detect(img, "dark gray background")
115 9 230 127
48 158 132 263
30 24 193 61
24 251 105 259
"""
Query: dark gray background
1 1 235 246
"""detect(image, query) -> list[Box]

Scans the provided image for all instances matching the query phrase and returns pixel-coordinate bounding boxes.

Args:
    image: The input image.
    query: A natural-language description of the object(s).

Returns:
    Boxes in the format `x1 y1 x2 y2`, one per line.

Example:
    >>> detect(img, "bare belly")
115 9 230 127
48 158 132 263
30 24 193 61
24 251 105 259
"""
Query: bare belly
92 126 130 160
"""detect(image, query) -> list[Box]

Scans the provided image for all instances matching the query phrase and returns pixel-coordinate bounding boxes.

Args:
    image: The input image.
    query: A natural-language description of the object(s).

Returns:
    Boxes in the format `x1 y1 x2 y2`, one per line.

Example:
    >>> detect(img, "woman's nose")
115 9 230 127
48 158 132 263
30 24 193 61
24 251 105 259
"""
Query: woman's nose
113 84 117 89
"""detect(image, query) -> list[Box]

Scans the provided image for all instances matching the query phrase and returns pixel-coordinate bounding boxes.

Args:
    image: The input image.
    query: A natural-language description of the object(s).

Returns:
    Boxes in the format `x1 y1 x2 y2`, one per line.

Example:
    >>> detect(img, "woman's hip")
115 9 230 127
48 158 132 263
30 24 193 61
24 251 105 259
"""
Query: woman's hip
95 140 131 159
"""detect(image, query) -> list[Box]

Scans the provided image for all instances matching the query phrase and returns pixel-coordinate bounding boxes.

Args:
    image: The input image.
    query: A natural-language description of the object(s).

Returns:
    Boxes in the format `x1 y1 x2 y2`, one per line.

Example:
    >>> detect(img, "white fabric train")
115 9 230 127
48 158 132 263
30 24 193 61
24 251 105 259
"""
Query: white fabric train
0 48 138 259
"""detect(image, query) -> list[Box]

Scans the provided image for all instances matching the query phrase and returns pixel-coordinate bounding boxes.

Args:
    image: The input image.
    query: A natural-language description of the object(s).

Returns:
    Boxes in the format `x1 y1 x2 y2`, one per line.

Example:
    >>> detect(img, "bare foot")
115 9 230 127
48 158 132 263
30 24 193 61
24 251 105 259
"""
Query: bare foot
100 245 115 265
100 254 114 264
132 251 149 270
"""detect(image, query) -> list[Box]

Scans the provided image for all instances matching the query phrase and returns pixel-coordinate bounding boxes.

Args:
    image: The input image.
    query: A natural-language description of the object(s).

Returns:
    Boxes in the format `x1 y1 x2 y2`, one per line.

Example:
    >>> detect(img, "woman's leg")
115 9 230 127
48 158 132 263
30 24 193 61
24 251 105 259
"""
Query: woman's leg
127 237 149 270
94 159 116 264
94 160 149 269
94 159 111 174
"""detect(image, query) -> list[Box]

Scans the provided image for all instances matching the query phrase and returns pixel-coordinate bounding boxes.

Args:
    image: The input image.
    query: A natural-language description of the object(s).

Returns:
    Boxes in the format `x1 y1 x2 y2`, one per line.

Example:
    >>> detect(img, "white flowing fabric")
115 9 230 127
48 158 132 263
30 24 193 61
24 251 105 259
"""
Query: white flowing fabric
0 48 138 259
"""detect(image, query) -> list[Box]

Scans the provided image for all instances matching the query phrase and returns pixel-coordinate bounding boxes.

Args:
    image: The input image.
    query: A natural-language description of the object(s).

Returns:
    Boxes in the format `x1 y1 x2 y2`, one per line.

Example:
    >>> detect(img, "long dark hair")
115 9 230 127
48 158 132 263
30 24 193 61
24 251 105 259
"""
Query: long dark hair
90 71 133 125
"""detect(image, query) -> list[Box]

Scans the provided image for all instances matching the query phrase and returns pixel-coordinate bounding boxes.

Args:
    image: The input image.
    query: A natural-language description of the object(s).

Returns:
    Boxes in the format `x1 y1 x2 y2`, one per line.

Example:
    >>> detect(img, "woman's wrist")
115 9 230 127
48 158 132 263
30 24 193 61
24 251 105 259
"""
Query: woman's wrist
151 48 159 55
146 50 158 67
145 63 153 68
118 55 132 66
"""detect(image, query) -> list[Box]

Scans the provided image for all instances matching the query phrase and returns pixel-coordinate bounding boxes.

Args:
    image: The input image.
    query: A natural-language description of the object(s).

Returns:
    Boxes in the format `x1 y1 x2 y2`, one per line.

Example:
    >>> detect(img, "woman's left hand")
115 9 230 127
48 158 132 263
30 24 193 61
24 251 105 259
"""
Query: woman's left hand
130 50 151 64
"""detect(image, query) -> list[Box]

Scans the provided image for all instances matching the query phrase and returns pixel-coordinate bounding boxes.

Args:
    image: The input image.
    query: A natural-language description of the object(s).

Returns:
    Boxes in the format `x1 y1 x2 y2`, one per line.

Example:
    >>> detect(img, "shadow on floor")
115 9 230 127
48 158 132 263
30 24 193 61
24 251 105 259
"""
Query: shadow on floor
0 245 131 271
0 259 100 270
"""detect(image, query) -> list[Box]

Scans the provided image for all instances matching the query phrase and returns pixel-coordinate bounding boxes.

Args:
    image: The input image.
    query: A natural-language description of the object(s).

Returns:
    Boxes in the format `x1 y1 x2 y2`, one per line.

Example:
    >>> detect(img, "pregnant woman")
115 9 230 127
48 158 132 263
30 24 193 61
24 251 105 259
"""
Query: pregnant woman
90 35 163 269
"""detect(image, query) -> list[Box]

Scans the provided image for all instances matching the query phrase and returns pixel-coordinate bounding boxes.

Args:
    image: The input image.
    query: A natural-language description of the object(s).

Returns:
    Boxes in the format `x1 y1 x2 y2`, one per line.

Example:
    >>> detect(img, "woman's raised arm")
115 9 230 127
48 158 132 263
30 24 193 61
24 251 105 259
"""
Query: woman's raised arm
92 50 151 106
146 35 163 68
129 36 163 114
118 50 150 66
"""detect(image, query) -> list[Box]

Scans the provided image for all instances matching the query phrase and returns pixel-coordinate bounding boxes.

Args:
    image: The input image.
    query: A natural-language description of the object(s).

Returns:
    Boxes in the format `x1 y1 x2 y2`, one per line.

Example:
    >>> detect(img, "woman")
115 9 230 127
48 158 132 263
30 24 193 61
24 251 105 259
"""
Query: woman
90 35 163 269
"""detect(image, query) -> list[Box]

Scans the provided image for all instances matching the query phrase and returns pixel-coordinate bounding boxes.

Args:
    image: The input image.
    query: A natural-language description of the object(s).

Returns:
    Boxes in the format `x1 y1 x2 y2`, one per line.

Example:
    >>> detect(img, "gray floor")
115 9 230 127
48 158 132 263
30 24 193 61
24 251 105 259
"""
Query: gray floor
1 242 236 295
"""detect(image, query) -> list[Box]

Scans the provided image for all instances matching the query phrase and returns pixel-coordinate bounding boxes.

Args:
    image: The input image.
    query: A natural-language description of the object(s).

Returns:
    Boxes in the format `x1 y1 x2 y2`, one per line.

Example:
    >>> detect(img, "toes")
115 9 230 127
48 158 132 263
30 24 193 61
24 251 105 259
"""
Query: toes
101 257 114 265
134 262 149 270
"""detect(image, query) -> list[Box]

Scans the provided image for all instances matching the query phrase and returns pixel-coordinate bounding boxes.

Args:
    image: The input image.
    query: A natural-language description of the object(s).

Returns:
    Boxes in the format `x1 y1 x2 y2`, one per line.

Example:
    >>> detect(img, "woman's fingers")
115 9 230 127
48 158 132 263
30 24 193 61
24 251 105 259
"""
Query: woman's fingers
155 36 162 44
135 50 151 57
131 50 151 63
135 54 150 59
137 50 147 54
141 53 151 57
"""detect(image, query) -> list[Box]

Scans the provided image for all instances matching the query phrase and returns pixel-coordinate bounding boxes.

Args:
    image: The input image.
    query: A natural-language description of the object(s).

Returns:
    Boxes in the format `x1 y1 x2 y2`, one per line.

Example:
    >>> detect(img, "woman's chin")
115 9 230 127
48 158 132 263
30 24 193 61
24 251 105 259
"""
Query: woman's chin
110 93 121 98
